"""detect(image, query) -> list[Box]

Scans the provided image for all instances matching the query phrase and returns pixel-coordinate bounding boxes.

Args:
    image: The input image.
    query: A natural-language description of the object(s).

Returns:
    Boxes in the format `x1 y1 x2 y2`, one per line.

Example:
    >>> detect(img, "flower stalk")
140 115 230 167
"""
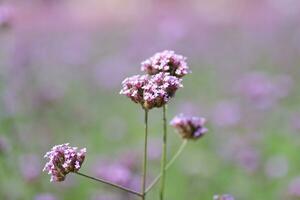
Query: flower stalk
159 105 168 200
141 109 149 200
146 139 188 193
75 172 142 197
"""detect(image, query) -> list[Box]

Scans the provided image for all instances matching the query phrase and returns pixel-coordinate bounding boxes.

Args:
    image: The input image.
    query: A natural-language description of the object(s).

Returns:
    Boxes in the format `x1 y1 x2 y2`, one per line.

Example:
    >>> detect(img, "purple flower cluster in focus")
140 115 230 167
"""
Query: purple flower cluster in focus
120 72 182 109
43 143 86 182
141 50 190 78
170 114 208 140
213 194 235 200
120 50 189 109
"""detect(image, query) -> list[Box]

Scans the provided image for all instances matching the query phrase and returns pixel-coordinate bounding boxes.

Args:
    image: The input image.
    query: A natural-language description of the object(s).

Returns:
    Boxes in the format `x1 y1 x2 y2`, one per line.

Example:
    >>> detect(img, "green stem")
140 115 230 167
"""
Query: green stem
146 139 188 193
141 109 149 200
159 105 168 200
75 172 142 197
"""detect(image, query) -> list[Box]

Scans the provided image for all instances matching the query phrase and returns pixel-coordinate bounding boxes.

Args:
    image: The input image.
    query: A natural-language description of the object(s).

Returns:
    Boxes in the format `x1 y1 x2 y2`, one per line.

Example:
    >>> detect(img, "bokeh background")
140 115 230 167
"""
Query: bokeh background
0 0 300 200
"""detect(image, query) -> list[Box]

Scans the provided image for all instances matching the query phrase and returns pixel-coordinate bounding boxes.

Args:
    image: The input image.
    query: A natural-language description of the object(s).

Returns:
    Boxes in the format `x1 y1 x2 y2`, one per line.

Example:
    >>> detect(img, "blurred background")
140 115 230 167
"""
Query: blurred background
0 0 300 199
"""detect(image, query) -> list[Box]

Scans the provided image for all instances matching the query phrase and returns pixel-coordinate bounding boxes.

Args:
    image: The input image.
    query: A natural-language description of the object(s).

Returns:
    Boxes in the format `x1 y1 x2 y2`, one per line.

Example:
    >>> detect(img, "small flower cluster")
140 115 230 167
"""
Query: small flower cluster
141 50 190 78
170 114 208 140
213 194 235 200
121 50 188 109
120 73 182 109
43 143 86 182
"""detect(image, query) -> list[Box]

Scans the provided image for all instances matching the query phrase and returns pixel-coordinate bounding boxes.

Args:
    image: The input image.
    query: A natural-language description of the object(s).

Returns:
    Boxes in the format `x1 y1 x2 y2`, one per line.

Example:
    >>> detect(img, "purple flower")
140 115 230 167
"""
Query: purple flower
213 194 235 200
170 114 208 140
288 177 300 197
43 143 86 182
34 193 58 200
0 5 14 28
212 101 241 127
20 154 41 182
95 162 132 186
0 136 10 154
236 72 292 109
120 72 182 109
120 74 149 106
141 50 190 78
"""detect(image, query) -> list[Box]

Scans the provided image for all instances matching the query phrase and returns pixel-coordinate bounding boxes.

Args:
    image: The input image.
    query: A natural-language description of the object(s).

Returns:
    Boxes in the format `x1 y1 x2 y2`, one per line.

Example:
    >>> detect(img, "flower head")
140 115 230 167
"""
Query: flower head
43 143 86 182
120 73 182 109
170 114 208 140
141 50 190 78
213 194 235 200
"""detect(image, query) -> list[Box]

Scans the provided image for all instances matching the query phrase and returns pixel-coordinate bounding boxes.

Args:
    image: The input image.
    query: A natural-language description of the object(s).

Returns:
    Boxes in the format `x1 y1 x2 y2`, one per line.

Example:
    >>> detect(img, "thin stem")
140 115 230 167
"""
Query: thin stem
141 109 149 200
159 105 168 200
75 172 142 197
146 139 188 193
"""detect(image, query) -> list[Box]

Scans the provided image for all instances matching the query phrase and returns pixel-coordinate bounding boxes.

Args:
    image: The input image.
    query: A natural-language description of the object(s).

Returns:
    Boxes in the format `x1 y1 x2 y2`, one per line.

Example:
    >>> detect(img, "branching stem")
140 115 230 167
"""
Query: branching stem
159 105 168 200
146 139 188 193
75 172 142 197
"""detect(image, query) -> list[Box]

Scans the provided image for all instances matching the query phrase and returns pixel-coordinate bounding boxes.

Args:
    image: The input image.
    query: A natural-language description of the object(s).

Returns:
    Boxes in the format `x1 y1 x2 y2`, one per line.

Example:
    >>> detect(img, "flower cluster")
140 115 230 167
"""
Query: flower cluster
141 50 190 78
43 143 86 182
121 50 189 109
120 74 149 105
170 114 208 140
120 72 182 109
213 194 235 200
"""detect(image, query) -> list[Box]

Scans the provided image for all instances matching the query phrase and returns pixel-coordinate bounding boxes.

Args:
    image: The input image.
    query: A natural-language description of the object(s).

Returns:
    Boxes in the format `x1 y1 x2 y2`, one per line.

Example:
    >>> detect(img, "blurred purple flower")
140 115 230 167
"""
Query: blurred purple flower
43 143 86 182
141 50 190 78
34 193 58 200
212 101 241 127
213 194 235 200
0 5 14 28
94 162 132 187
264 155 288 178
236 72 291 109
170 114 208 140
20 154 41 182
290 112 300 131
90 193 120 200
148 138 161 161
120 72 182 109
219 137 260 173
288 177 300 197
0 136 10 154
235 146 260 173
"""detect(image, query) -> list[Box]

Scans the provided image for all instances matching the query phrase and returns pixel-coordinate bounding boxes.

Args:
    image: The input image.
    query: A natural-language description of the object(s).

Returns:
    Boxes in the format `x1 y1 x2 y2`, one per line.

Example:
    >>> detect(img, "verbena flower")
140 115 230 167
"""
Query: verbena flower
43 143 86 182
141 50 190 78
170 114 208 140
213 194 235 200
120 72 182 109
